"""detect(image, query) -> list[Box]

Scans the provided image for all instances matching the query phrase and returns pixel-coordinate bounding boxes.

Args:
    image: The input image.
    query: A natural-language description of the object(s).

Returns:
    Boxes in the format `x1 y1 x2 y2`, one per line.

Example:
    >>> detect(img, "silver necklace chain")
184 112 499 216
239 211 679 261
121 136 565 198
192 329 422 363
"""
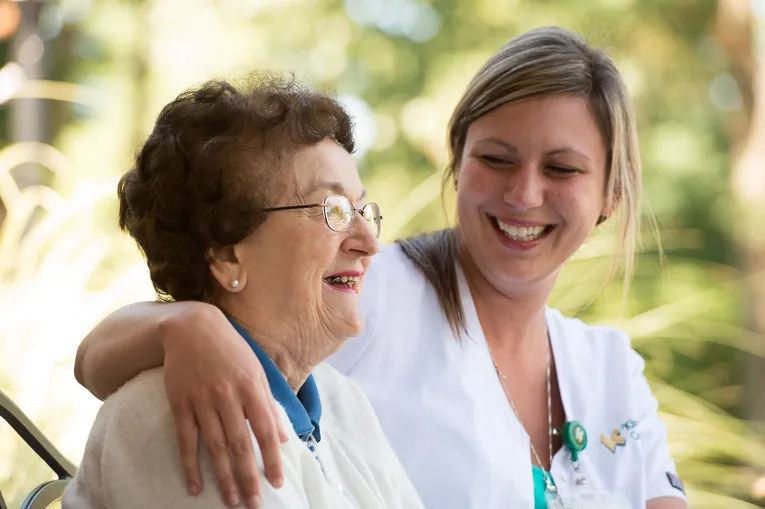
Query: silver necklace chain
489 334 555 490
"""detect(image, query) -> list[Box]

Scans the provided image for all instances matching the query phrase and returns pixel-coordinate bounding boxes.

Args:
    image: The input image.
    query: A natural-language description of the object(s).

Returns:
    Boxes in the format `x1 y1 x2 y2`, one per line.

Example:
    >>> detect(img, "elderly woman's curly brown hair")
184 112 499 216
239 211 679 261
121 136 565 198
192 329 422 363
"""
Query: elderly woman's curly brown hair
118 74 355 302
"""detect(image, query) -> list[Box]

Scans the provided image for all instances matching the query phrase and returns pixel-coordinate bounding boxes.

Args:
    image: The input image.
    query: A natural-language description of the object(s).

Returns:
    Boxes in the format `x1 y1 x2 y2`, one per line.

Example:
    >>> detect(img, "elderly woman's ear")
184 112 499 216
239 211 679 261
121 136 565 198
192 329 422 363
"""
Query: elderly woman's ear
207 245 247 292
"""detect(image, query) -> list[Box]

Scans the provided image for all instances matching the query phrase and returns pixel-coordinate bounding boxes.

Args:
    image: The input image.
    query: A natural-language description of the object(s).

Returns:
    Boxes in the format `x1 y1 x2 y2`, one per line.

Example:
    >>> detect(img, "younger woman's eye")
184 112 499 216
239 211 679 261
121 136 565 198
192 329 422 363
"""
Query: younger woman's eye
547 165 580 176
480 155 512 165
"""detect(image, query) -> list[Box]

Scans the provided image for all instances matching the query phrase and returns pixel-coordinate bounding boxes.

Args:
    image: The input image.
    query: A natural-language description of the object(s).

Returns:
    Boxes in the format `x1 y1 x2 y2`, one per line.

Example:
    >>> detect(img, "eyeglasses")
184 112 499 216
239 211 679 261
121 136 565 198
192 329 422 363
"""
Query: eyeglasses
263 195 382 238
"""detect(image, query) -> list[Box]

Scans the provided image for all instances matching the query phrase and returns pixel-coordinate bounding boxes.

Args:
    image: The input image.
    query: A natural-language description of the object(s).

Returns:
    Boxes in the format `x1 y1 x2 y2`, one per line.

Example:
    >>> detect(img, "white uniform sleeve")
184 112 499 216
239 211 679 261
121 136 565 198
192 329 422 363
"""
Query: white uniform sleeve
627 347 687 502
63 369 310 509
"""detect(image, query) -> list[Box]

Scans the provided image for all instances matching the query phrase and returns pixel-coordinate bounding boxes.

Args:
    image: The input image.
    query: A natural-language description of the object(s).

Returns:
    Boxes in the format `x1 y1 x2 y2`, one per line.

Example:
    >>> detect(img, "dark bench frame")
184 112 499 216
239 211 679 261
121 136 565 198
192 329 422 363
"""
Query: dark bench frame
0 391 77 509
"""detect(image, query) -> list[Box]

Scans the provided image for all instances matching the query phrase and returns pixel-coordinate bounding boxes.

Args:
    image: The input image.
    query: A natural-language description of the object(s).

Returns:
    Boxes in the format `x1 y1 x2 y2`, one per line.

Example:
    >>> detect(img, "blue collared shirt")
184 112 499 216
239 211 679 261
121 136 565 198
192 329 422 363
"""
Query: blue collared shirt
228 319 322 443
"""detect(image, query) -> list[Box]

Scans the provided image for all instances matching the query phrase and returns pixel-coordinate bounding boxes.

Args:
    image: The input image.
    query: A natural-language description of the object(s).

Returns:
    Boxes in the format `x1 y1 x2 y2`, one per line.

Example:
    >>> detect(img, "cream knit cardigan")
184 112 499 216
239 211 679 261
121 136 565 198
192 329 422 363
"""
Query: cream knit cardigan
63 364 423 509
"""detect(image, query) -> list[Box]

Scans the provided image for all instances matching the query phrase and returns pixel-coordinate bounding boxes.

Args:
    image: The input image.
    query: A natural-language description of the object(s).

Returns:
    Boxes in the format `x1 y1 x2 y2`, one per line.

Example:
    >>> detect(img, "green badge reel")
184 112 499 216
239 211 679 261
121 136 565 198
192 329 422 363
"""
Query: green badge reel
562 420 588 461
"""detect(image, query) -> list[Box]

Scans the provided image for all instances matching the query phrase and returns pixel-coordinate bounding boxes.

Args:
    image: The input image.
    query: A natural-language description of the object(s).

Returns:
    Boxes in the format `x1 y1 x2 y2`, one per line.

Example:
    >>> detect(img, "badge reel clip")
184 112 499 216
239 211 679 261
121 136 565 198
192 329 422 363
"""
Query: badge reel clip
559 421 631 509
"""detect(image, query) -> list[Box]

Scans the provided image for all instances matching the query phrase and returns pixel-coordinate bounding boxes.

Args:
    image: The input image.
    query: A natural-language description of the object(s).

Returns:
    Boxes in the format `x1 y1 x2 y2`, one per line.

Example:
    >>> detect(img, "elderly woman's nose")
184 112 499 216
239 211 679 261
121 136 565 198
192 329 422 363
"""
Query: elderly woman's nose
366 230 381 255
346 215 380 256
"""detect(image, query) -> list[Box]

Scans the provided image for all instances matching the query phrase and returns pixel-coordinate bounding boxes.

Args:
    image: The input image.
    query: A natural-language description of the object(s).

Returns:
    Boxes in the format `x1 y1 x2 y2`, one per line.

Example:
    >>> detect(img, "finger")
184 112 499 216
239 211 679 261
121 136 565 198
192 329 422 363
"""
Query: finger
218 399 262 509
275 397 289 444
196 405 241 508
266 395 287 484
170 402 203 495
244 388 284 490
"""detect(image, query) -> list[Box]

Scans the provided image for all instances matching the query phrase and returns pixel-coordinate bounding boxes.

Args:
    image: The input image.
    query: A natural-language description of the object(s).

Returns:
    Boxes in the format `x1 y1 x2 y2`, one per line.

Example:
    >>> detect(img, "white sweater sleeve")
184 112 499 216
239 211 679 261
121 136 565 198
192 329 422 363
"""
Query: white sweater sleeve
313 364 425 509
63 368 311 509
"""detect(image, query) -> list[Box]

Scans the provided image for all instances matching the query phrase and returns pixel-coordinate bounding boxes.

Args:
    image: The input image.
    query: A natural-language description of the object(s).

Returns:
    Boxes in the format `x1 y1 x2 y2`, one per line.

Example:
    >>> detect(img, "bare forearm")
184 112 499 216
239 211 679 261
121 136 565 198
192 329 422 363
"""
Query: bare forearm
75 302 167 399
75 301 221 400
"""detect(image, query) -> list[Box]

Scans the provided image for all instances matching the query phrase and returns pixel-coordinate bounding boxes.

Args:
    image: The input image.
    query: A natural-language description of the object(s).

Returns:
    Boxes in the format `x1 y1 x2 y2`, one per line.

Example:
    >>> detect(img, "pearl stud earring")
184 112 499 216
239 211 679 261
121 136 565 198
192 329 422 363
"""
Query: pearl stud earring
231 279 240 288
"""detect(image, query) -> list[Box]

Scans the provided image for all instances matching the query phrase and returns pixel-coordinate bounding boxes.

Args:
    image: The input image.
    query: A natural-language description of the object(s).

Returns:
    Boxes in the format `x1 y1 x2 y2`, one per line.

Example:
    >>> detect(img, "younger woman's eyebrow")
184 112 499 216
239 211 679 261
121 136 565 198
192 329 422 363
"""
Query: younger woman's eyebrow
544 147 591 161
478 137 591 161
476 137 520 153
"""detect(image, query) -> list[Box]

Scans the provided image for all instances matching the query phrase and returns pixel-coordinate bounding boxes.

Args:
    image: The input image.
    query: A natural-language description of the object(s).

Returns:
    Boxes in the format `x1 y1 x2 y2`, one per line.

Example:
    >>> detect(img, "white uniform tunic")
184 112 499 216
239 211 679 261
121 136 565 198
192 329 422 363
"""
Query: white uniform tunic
329 244 687 509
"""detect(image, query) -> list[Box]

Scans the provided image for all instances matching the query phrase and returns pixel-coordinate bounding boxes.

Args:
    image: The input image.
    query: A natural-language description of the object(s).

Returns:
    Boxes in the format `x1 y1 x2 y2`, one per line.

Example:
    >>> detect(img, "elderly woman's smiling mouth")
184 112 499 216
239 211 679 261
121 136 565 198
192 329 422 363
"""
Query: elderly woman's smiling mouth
323 270 363 293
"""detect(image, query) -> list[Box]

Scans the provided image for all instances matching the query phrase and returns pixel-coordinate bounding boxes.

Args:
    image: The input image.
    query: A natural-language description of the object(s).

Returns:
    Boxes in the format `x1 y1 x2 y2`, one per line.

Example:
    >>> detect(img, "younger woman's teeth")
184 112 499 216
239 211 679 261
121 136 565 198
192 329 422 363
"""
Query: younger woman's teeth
496 220 547 241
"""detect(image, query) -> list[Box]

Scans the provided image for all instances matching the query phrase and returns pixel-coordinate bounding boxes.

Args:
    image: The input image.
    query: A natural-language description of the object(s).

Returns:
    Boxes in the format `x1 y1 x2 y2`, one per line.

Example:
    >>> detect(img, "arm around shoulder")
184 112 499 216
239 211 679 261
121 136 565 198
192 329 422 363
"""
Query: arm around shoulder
74 300 222 400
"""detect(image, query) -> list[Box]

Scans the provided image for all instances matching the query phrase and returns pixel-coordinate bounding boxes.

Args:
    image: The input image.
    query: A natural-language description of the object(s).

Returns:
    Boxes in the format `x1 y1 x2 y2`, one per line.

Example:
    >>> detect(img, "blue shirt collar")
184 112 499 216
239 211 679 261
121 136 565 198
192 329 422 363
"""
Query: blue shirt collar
228 318 322 443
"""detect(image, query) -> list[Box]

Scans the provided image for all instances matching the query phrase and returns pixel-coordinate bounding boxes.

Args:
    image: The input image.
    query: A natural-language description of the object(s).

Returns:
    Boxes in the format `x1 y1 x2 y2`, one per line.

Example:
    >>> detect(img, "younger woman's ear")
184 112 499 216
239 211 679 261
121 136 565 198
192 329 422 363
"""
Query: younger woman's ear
207 245 247 293
598 186 622 225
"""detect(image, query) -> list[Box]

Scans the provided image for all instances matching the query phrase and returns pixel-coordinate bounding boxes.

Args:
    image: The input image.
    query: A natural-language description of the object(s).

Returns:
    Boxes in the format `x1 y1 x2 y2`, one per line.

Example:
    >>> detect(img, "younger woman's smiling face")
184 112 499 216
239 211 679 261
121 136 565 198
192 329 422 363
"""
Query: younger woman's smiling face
456 94 609 294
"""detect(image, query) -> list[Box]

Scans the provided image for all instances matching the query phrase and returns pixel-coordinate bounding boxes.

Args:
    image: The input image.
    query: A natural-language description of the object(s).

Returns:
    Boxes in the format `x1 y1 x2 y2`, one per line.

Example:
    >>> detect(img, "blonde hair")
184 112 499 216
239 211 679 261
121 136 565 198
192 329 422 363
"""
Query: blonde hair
398 26 643 336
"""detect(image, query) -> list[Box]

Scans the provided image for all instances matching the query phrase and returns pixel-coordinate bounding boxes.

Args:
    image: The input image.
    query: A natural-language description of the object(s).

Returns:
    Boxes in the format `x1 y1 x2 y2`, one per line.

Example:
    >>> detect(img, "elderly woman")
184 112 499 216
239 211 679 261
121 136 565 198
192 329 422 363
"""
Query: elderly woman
63 76 422 509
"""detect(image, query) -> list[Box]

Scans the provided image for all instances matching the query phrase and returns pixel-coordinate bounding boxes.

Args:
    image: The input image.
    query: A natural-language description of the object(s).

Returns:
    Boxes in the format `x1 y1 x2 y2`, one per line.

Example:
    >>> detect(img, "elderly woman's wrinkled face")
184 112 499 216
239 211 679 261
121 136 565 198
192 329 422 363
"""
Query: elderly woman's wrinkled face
219 139 380 343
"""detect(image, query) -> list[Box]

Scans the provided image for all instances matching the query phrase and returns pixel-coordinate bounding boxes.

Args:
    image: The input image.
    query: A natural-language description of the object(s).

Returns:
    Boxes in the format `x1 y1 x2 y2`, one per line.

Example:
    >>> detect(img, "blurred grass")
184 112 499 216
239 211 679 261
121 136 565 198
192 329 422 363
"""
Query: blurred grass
0 142 154 507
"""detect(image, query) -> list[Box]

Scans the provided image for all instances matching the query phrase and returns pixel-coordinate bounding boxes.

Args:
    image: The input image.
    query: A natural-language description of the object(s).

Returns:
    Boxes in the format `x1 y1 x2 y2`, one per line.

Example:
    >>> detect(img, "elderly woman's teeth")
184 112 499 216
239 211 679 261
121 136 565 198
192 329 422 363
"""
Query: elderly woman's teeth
324 275 360 288
496 220 547 241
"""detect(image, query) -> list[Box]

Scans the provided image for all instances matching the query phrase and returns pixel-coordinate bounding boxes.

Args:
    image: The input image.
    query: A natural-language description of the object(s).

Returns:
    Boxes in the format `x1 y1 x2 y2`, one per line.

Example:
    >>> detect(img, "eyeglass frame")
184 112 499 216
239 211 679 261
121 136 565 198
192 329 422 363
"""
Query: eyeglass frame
262 194 383 238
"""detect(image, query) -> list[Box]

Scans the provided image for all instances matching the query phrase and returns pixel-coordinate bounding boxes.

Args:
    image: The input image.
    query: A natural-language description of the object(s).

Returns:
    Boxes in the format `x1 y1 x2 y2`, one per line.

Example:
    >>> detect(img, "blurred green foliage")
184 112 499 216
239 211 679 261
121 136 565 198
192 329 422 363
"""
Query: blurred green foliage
1 0 764 507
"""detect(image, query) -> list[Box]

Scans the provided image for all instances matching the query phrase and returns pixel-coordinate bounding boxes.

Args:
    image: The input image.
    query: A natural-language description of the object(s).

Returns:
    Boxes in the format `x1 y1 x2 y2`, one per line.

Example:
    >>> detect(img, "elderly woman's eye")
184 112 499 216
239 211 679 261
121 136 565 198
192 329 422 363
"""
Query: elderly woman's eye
325 205 352 231
327 207 342 222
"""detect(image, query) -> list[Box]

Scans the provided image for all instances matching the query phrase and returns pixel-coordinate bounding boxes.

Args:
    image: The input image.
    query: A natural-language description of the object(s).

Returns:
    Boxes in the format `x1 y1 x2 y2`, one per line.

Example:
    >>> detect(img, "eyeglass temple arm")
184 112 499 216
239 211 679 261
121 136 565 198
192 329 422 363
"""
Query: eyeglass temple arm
262 203 323 212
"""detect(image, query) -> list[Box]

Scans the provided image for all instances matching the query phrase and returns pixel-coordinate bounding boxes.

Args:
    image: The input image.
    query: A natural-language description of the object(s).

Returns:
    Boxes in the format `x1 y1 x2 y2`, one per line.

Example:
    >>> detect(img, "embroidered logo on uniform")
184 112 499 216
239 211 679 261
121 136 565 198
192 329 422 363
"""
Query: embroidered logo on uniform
666 472 685 493
600 429 627 453
621 419 641 440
